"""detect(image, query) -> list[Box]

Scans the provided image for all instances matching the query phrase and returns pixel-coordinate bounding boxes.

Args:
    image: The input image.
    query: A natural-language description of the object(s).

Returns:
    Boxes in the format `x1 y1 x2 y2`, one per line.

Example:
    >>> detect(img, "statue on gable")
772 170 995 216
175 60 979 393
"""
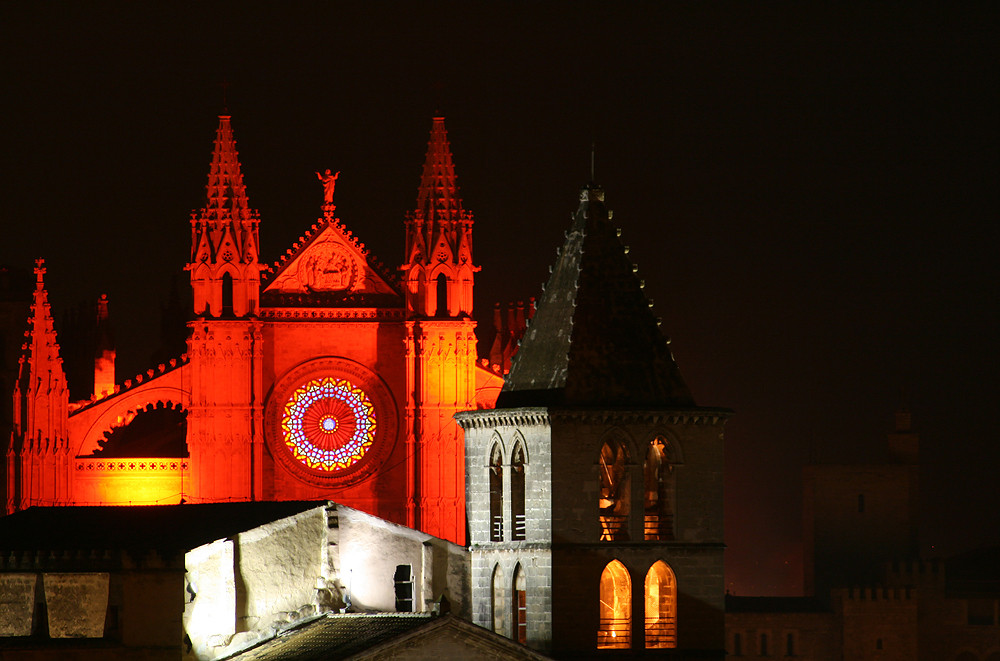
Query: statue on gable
316 169 340 205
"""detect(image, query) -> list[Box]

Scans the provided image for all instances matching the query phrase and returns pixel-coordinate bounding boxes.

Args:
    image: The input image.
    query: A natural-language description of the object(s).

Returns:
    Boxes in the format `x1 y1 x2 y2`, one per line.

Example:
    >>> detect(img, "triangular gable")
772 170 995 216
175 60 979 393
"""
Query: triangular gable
265 218 399 298
355 615 554 660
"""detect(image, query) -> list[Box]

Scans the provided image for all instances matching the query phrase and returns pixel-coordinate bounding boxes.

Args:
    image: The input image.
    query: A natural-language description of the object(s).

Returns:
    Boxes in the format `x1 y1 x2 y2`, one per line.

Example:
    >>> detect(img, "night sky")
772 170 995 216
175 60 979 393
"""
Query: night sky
2 4 996 595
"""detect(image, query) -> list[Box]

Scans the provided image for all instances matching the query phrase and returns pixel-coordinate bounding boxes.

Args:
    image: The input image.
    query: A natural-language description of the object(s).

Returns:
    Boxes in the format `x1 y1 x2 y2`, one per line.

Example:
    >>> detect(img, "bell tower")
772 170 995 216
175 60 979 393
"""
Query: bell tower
184 116 264 503
402 117 479 544
187 115 261 318
458 185 729 657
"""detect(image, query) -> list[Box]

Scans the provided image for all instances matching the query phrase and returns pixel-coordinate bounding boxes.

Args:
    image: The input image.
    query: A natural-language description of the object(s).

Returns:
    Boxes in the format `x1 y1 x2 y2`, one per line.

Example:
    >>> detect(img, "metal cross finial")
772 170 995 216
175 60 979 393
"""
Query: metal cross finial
590 142 596 182
220 80 231 113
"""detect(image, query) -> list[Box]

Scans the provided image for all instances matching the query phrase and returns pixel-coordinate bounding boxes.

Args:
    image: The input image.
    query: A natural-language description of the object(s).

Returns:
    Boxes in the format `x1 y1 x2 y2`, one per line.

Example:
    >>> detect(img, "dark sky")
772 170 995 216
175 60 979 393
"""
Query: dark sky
2 3 997 594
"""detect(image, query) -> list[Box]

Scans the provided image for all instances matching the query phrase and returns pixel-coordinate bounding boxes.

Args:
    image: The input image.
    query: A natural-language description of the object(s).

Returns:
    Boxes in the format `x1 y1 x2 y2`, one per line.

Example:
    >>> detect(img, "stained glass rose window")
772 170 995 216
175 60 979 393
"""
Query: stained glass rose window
281 377 376 472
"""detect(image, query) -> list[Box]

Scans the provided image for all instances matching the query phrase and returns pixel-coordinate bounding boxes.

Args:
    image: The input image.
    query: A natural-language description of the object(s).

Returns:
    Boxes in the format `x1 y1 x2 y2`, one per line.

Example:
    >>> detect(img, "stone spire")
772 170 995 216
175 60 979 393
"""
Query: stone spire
9 259 70 506
403 117 477 317
204 115 253 225
497 184 693 409
414 117 465 227
20 259 67 391
187 115 262 318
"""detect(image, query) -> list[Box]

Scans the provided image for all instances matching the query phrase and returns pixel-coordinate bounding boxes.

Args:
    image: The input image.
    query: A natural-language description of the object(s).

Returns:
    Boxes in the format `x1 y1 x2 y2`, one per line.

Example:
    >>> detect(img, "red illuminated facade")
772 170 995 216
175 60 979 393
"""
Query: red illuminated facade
5 116 502 545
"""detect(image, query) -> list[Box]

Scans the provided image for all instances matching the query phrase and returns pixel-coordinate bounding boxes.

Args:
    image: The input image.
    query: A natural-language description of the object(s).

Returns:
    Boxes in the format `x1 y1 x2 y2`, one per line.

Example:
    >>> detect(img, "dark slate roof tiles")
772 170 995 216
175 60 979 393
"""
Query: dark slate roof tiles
497 185 693 409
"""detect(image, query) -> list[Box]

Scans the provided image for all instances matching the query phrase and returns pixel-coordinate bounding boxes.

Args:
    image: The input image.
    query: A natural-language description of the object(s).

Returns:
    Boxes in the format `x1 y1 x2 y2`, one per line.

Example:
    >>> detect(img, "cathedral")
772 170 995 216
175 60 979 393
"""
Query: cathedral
4 115 504 546
3 114 995 660
0 112 741 659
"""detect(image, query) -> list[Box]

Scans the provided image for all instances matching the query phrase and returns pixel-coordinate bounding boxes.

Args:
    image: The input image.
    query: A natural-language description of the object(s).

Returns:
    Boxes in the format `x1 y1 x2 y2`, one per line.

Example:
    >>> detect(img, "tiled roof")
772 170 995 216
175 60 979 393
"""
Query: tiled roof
223 613 434 660
497 185 693 409
223 613 554 661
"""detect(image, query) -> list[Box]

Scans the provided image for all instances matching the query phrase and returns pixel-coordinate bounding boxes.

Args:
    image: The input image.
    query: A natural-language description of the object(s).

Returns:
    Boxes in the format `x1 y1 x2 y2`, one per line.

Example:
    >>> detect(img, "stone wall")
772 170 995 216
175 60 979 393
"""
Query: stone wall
725 609 838 660
836 587 919 661
334 504 470 618
183 506 329 660
803 463 918 596
459 408 727 658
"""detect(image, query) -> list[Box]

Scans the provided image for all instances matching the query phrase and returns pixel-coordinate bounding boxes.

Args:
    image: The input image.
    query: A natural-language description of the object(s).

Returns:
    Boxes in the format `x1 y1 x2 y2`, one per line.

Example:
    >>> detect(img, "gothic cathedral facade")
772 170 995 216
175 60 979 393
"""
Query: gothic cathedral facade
6 116 503 546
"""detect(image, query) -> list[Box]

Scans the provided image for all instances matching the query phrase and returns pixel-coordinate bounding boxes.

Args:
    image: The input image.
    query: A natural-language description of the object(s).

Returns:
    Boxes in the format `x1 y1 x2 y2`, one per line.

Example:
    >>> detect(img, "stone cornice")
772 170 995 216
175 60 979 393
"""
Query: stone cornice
454 408 550 429
550 407 732 427
259 307 405 321
469 542 552 552
455 406 732 429
550 541 726 551
470 541 725 552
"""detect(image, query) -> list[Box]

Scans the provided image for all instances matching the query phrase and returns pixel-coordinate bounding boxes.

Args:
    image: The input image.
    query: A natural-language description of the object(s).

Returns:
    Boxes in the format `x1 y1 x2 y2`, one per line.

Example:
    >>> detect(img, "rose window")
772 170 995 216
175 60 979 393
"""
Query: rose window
280 377 377 472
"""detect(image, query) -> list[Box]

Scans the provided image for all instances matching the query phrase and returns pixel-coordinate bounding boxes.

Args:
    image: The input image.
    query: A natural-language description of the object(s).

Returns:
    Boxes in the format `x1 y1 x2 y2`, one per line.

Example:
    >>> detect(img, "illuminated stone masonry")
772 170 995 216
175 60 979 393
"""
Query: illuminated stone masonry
5 115 504 546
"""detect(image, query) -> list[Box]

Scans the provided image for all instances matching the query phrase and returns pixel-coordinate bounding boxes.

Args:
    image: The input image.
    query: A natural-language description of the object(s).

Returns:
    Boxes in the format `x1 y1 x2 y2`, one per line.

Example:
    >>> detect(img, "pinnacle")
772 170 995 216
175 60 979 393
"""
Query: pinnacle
204 115 252 221
24 257 63 368
413 117 466 225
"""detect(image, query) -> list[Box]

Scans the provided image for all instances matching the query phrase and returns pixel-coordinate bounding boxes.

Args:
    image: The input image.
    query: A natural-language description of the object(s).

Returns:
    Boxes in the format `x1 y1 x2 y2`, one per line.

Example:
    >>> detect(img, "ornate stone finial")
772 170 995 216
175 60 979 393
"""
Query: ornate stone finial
33 258 46 287
316 169 340 207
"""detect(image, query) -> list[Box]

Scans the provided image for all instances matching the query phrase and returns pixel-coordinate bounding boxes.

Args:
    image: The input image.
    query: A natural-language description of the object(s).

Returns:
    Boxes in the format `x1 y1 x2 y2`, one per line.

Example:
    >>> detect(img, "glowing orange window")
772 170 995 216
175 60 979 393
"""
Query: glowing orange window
644 561 677 648
598 560 631 649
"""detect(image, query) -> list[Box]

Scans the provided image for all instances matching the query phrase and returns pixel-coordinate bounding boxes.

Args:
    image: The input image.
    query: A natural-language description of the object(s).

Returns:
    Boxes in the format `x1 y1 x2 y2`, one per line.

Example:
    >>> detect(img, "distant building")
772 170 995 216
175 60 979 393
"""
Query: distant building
725 412 1000 660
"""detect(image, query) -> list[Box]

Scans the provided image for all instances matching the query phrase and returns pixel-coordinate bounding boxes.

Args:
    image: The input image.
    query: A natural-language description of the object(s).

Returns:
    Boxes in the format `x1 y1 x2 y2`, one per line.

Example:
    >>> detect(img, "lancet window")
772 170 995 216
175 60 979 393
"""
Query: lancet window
489 443 503 541
599 438 630 541
435 273 448 316
644 436 676 540
598 560 631 649
511 441 526 540
491 564 503 634
221 272 234 316
644 560 677 649
512 563 527 644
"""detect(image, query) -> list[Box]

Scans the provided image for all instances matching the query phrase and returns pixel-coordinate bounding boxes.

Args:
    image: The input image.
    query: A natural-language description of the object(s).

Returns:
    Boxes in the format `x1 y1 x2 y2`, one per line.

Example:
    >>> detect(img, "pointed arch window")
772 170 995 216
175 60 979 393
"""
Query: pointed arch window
512 564 527 644
491 564 504 634
435 273 448 316
221 272 234 317
511 442 526 540
598 560 631 649
644 436 676 540
599 439 630 541
644 561 677 649
489 444 504 541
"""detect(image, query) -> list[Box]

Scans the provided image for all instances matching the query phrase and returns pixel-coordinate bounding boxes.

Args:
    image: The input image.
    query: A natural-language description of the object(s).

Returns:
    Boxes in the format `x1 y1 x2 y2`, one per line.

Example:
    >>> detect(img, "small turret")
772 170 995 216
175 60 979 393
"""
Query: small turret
93 294 115 398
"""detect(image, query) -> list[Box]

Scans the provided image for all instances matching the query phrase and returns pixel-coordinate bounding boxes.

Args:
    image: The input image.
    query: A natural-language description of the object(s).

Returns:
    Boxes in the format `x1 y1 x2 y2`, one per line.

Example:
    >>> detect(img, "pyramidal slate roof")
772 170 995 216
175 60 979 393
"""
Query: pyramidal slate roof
497 184 694 409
